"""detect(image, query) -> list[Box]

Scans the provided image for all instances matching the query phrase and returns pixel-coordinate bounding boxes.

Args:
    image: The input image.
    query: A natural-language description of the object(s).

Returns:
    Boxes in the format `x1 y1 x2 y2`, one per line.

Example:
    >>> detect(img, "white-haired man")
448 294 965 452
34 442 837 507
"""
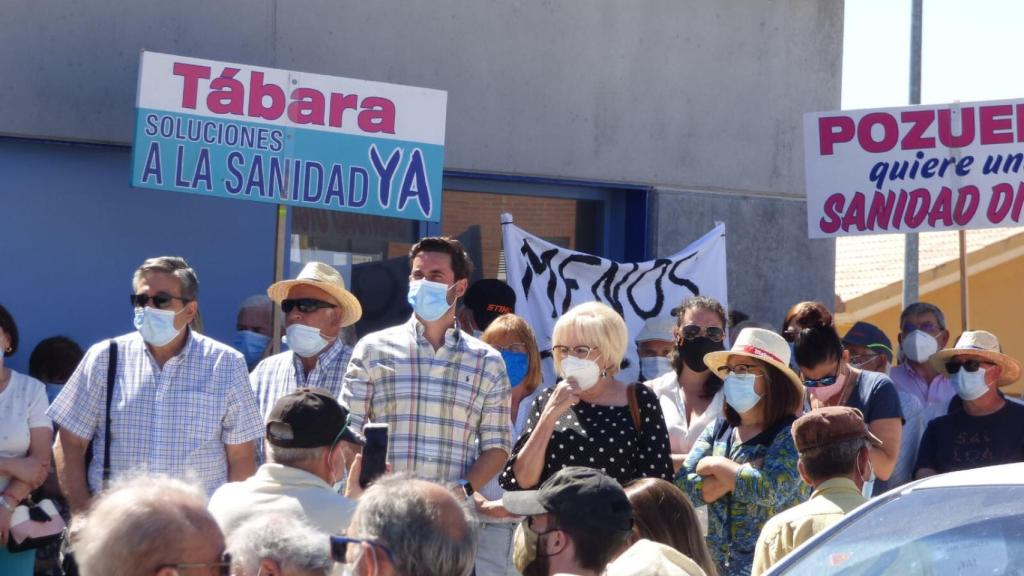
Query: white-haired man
72 475 228 576
228 513 333 576
50 256 263 513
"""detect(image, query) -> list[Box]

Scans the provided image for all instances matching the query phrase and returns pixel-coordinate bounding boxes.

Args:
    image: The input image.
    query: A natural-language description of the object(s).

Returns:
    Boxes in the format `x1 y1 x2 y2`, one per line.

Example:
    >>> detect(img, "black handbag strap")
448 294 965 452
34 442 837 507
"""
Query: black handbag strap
102 340 118 487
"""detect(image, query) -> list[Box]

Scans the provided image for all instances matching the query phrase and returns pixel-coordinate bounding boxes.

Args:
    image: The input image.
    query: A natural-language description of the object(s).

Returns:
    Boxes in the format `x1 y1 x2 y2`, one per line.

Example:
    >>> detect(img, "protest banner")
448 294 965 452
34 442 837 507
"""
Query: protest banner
804 98 1024 238
131 51 447 222
501 214 727 384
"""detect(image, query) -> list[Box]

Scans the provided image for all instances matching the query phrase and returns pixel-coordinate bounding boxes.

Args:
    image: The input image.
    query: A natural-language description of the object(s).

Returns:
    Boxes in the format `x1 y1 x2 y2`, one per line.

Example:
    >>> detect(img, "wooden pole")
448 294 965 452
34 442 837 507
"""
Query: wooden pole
270 204 287 354
958 229 969 332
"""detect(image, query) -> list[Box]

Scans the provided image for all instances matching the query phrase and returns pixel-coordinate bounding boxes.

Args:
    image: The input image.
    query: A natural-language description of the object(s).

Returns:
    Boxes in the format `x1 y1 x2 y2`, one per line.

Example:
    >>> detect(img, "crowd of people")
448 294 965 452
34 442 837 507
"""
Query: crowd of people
0 235 1021 576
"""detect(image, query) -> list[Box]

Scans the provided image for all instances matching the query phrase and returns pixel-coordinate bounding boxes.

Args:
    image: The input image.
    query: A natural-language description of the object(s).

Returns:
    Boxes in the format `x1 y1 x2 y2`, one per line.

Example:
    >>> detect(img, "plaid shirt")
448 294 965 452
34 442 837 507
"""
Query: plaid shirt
47 330 263 495
341 316 512 483
250 338 354 423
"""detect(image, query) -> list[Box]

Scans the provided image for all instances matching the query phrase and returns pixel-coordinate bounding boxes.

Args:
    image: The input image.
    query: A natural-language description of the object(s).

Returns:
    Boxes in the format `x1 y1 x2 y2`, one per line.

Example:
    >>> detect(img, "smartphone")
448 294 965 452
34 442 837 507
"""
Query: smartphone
358 423 389 489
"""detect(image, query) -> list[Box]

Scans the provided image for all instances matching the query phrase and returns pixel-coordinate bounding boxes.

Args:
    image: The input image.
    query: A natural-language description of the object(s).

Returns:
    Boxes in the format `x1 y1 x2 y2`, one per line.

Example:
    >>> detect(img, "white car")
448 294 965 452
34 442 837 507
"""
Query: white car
765 462 1024 575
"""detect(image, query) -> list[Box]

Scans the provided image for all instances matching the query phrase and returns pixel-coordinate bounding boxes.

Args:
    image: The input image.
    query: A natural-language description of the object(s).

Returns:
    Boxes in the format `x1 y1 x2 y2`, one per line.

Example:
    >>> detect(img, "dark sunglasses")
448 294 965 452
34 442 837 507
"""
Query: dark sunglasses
802 365 841 388
681 324 725 342
945 359 988 374
330 535 396 565
129 293 190 310
281 298 337 314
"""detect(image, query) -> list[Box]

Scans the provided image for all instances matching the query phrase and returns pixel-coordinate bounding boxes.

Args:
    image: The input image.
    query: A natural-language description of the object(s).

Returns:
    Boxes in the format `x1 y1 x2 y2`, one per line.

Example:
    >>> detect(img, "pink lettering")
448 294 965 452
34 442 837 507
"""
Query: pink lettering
248 72 285 120
818 116 855 155
938 108 975 148
900 110 936 149
858 113 900 153
328 93 359 128
980 105 1014 145
288 88 326 125
819 194 845 234
954 185 980 225
172 63 211 109
358 97 396 134
208 67 244 115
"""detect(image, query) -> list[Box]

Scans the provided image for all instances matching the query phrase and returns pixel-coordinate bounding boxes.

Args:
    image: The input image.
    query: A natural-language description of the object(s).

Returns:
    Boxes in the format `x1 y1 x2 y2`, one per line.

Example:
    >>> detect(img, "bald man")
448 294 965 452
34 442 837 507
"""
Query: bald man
344 475 478 576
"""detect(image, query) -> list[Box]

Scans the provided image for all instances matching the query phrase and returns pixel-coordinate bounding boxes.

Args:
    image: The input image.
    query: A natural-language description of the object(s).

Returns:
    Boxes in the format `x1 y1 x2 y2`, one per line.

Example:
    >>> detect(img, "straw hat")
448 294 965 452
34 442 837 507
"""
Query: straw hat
267 262 362 328
930 330 1021 387
703 327 804 395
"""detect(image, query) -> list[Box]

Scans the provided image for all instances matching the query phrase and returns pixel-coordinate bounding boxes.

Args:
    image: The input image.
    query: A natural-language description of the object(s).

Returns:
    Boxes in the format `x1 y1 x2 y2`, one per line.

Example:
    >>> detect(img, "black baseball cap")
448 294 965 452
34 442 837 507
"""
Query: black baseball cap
462 279 516 331
266 387 364 448
502 467 633 532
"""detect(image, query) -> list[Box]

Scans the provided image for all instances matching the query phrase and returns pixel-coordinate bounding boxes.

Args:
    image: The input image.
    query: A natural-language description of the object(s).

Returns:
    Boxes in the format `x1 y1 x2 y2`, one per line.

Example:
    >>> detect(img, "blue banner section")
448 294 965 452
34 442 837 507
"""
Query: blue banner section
130 109 444 222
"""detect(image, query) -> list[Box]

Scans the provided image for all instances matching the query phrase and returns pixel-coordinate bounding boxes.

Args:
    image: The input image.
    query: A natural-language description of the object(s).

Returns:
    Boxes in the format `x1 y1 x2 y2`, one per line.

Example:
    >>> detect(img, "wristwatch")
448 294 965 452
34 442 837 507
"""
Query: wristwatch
458 479 474 498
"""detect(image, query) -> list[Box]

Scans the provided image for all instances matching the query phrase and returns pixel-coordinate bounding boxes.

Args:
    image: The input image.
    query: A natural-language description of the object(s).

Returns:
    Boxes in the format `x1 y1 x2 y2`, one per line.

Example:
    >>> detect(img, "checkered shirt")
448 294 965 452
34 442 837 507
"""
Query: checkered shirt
341 316 512 483
47 330 264 495
250 338 354 423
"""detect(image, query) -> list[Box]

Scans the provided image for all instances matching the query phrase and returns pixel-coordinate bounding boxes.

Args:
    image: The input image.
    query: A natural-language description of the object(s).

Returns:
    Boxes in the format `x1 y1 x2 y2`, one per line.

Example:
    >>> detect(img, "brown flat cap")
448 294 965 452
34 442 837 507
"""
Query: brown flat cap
792 406 882 453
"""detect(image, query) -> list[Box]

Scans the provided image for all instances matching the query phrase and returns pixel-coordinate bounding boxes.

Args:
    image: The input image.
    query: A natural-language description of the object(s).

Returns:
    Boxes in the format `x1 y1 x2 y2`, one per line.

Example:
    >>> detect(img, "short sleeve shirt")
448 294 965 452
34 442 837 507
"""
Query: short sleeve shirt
845 369 904 423
499 383 674 490
47 331 264 495
915 400 1024 474
0 371 51 493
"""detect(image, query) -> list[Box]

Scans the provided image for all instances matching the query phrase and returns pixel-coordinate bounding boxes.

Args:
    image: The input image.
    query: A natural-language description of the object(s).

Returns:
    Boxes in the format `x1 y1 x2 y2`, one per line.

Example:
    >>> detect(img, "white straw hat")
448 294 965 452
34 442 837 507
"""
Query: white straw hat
703 327 804 395
930 330 1021 387
267 262 362 328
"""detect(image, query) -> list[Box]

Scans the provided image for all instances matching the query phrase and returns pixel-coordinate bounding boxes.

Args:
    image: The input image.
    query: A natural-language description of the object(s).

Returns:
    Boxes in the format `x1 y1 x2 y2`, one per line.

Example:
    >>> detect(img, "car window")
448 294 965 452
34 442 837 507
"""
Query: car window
776 486 1024 576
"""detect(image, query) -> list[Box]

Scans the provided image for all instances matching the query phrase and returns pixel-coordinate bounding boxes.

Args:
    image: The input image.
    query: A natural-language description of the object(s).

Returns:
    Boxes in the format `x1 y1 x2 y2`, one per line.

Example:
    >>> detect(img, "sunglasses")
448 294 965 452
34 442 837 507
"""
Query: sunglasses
715 363 765 378
944 359 990 374
681 324 725 342
330 536 396 565
162 552 231 575
802 365 842 388
281 298 337 314
129 293 190 310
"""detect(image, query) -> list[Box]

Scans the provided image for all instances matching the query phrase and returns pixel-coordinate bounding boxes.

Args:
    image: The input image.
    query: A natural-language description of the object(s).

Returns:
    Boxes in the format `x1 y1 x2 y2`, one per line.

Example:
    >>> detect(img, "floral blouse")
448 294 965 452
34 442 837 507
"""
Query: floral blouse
676 417 809 576
500 383 674 490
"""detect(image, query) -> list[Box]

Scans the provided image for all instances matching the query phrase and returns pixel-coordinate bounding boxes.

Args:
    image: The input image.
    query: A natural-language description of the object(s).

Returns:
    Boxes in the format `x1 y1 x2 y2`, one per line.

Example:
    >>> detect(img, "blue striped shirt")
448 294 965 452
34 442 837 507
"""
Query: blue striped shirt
48 330 264 495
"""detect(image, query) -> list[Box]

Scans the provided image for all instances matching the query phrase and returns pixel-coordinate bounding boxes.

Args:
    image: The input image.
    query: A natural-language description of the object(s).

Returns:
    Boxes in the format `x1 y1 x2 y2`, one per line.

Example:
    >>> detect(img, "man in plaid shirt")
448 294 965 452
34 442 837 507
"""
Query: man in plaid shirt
49 257 263 512
342 237 512 495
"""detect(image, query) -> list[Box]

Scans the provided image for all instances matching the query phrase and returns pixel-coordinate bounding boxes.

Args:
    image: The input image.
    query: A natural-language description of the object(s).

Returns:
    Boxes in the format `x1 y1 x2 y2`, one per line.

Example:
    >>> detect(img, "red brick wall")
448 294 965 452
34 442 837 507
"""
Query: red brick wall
442 190 578 278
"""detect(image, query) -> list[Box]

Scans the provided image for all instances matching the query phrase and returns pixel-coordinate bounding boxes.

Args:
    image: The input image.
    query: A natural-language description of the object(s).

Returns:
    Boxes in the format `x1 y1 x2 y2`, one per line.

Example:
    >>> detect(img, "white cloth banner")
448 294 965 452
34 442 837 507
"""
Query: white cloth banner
500 214 728 384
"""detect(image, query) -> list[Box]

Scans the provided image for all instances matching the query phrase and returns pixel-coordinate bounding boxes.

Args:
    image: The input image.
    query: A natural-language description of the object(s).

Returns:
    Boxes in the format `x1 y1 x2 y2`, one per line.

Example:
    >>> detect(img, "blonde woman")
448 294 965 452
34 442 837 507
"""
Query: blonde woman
499 302 674 490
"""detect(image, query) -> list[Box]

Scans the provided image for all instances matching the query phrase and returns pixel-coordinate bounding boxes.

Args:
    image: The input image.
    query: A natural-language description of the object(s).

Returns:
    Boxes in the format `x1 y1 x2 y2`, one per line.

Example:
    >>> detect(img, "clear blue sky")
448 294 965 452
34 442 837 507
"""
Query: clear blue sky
843 0 1024 110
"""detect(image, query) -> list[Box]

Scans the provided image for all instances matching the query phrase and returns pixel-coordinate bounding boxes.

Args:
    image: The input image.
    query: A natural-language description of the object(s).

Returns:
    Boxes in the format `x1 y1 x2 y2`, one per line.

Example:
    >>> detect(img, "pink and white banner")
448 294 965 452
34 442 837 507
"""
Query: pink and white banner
804 98 1024 238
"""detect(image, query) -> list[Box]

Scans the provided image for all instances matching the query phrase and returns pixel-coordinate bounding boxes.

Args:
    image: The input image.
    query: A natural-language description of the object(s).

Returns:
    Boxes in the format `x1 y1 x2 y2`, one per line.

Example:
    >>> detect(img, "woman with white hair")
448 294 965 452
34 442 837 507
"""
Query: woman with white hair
499 301 674 490
227 513 332 576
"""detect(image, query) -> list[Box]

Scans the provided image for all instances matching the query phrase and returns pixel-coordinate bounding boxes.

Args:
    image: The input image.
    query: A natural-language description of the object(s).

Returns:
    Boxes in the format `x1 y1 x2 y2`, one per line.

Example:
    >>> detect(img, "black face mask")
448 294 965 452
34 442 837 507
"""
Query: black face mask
680 337 726 373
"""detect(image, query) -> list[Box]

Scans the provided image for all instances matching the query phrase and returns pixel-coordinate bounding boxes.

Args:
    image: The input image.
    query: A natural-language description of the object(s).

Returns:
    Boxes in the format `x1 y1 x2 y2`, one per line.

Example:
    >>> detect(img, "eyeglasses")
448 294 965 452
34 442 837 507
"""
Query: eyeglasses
944 359 992 374
130 293 190 310
902 321 942 335
715 363 765 378
681 324 726 342
849 353 880 368
162 552 231 575
496 342 528 354
281 298 337 314
802 364 842 388
330 535 396 565
526 516 562 536
551 345 598 359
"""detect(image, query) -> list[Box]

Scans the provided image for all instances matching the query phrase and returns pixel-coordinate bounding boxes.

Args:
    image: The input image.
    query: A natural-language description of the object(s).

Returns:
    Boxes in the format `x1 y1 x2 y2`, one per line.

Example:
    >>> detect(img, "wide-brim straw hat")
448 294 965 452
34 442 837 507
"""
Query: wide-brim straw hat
267 262 362 328
704 327 804 396
930 330 1021 387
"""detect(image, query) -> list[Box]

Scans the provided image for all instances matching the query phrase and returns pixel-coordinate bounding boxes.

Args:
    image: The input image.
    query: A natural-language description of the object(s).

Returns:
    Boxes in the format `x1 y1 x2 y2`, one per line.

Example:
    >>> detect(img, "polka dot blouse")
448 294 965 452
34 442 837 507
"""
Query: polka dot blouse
499 383 674 490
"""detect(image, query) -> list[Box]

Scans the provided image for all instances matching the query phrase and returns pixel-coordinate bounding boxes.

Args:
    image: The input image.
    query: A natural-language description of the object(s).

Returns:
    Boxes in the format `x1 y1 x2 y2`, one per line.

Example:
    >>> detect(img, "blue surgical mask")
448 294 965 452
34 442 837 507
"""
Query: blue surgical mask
233 330 271 368
952 367 988 401
723 373 762 414
501 350 530 388
284 324 331 358
640 356 673 379
407 279 454 322
134 307 184 347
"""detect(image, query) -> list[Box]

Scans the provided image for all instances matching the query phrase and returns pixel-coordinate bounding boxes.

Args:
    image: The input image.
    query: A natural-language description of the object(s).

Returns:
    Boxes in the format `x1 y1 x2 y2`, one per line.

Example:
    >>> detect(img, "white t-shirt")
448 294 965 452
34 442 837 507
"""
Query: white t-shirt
0 370 52 492
647 371 723 456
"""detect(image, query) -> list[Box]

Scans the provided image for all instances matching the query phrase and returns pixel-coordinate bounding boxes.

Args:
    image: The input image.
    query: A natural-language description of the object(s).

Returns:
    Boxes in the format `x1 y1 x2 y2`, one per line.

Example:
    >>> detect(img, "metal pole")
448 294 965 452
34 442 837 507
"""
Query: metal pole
903 0 924 309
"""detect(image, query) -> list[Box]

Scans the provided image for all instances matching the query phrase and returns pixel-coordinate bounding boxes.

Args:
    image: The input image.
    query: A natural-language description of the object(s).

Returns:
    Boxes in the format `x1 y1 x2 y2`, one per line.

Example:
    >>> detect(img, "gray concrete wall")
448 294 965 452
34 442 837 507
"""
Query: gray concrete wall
1 0 842 319
653 189 836 328
2 1 841 196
